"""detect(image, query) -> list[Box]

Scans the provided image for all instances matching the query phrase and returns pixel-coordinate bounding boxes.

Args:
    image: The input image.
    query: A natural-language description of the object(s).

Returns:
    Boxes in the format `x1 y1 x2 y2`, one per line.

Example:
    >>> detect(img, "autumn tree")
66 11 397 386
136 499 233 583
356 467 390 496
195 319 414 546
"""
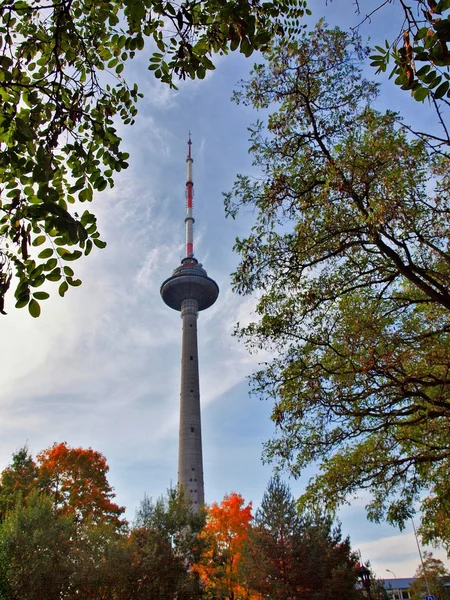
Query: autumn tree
37 442 125 528
0 0 303 316
0 443 125 529
244 476 359 600
194 492 254 600
409 552 450 600
226 23 450 538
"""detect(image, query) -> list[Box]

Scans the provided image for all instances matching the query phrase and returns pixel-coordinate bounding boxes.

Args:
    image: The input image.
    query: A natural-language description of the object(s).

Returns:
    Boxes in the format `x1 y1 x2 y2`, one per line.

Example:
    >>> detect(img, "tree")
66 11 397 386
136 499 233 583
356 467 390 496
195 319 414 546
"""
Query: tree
37 442 125 528
0 491 76 600
226 23 450 536
357 0 450 122
0 443 125 529
298 0 450 147
124 487 205 600
409 552 450 600
134 485 205 565
66 520 129 600
244 476 359 600
0 445 38 519
193 492 254 600
0 0 302 317
420 481 450 555
0 486 131 600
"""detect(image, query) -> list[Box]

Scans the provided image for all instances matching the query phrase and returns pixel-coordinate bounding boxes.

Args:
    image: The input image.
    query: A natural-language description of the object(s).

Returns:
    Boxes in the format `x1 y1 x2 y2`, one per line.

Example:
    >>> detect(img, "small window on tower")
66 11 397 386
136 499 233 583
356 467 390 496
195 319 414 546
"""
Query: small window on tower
190 355 193 360
191 427 194 432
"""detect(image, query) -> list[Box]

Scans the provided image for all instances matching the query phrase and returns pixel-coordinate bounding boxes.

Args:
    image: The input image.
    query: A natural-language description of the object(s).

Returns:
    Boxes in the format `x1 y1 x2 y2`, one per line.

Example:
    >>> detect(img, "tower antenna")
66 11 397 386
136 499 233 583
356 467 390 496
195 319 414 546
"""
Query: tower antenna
186 132 194 258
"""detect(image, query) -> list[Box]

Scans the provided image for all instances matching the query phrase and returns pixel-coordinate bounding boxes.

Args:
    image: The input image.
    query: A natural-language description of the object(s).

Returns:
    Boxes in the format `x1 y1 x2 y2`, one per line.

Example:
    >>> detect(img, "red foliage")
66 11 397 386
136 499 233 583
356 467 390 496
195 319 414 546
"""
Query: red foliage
37 442 125 528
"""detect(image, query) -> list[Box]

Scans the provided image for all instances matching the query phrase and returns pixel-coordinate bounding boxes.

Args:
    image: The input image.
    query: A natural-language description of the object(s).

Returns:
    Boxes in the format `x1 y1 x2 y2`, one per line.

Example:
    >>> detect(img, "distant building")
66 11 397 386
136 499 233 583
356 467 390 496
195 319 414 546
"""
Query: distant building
382 578 450 600
383 578 416 600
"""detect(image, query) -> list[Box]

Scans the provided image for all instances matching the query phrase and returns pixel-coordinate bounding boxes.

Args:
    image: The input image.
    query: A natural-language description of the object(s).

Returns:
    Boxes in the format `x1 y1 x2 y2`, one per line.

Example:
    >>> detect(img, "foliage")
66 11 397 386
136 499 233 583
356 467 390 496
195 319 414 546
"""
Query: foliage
0 0 303 316
0 445 37 519
37 442 126 528
0 443 125 529
67 520 128 600
193 492 254 600
362 0 450 119
0 491 76 600
0 454 208 599
135 485 205 564
420 479 450 555
128 487 205 599
409 552 450 600
244 476 359 600
0 488 129 600
226 23 450 536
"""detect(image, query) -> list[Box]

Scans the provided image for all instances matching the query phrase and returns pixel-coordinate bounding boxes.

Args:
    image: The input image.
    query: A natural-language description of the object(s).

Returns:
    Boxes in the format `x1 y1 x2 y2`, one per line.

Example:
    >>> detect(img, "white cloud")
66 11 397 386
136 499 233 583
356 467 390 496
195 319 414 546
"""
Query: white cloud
356 531 450 578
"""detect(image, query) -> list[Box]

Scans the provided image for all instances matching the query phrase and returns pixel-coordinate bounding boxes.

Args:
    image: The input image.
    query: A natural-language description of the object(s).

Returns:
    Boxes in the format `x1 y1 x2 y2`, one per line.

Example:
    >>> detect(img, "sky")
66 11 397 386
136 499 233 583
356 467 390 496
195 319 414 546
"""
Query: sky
1 0 450 582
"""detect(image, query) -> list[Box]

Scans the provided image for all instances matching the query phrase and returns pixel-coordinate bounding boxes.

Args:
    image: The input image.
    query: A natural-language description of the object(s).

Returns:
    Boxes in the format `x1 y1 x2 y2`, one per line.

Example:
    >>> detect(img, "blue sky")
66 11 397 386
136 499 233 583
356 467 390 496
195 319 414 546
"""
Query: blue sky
1 0 450 580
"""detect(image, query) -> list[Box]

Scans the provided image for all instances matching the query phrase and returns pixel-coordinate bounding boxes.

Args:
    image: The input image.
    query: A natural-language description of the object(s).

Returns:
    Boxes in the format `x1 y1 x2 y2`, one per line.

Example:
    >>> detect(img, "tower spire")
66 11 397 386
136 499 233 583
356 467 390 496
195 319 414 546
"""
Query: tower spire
160 135 219 512
185 133 194 258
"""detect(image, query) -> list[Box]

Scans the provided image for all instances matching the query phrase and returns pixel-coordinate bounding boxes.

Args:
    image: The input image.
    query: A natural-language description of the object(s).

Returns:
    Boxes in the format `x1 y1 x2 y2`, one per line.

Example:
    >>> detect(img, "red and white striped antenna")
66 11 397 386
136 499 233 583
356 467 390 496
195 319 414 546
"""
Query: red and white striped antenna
185 132 194 258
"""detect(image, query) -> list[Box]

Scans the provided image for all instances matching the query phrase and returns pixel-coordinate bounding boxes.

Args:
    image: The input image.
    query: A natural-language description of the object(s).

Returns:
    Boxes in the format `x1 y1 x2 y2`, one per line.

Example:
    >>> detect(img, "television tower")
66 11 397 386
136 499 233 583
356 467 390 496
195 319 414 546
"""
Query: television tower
160 135 219 511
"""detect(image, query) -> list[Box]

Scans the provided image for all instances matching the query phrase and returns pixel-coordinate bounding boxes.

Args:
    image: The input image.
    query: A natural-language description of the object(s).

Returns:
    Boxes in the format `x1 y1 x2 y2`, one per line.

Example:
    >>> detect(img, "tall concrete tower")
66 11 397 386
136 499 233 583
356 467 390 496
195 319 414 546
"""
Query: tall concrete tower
160 135 219 511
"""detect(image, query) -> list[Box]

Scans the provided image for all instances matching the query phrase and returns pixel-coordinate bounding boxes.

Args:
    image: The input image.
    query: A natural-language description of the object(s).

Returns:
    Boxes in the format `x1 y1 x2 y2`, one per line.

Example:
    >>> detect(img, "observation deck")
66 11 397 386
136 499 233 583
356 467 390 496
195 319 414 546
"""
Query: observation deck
160 257 219 312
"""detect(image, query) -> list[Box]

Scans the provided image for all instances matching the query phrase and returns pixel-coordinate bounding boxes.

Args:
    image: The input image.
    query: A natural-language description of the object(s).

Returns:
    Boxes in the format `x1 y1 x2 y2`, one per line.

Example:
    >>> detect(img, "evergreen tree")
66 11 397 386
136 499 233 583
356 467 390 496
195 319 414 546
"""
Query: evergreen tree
244 476 359 600
130 487 205 600
0 446 38 520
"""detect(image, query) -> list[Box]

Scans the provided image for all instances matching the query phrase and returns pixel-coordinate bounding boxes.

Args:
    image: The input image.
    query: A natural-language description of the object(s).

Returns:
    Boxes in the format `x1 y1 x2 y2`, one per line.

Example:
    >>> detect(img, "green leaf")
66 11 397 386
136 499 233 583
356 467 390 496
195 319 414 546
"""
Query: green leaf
68 278 82 287
413 86 429 101
33 291 50 300
416 64 431 77
38 248 53 259
15 296 30 309
434 80 449 98
46 268 61 282
59 281 69 297
60 250 82 261
63 266 74 276
32 235 46 247
435 0 450 13
44 258 58 271
28 298 41 318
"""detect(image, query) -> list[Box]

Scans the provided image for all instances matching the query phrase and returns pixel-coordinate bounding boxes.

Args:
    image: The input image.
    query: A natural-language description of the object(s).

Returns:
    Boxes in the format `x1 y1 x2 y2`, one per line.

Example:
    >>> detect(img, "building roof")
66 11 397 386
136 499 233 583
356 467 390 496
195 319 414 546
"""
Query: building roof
383 578 417 590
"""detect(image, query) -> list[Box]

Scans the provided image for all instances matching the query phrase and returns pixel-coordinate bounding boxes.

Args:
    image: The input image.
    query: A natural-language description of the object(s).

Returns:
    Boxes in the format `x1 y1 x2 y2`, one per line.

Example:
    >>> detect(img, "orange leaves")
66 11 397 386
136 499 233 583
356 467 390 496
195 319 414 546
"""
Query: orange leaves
193 492 253 599
36 442 125 528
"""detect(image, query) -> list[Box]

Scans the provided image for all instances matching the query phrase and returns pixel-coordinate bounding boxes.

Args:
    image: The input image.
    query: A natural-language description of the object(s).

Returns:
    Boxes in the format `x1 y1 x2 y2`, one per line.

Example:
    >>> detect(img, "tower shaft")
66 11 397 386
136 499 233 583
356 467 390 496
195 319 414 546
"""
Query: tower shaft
179 298 204 506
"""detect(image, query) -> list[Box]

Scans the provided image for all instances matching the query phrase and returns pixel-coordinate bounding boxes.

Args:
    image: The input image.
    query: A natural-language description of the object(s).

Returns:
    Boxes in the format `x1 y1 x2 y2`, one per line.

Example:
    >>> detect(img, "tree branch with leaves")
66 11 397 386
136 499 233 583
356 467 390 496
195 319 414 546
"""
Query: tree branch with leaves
0 0 303 316
226 23 450 541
